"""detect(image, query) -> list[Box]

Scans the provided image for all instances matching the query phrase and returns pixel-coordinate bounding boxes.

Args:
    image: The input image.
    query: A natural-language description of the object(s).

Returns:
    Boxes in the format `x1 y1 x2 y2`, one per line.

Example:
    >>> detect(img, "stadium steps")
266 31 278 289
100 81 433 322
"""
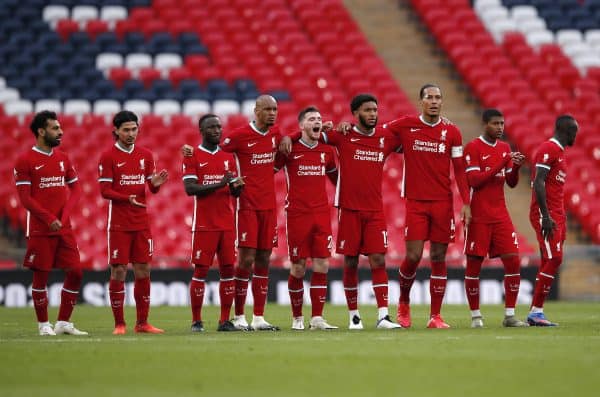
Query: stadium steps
560 258 600 300
342 0 538 246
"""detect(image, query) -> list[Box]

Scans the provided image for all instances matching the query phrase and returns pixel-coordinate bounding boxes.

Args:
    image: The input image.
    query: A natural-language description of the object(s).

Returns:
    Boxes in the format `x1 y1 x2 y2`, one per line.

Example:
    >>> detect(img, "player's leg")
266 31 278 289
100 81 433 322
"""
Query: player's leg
250 209 279 330
54 232 88 335
308 258 337 330
528 222 564 326
216 230 238 331
131 230 163 333
234 209 257 327
336 209 362 329
428 242 450 328
289 259 306 330
398 200 428 328
465 254 484 328
189 231 217 332
24 236 55 335
107 230 130 334
464 222 490 328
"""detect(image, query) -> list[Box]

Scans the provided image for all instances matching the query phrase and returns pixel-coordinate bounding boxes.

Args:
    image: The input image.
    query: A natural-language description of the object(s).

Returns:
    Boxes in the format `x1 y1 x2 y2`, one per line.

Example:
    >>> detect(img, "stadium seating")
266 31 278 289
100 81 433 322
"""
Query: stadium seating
0 0 542 269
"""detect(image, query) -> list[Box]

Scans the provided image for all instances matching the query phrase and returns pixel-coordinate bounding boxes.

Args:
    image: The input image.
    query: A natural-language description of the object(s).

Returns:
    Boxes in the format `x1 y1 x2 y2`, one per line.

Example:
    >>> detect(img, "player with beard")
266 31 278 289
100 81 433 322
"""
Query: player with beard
527 115 578 326
14 110 88 336
382 84 471 328
182 114 245 332
274 107 338 330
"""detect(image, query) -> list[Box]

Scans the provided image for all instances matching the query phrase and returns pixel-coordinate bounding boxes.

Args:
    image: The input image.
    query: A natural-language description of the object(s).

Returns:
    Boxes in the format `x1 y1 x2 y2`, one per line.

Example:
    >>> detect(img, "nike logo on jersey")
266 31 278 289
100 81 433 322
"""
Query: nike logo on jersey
198 162 208 167
482 155 491 160
410 128 420 132
117 162 126 167
34 165 44 170
247 142 257 147
293 154 304 159
350 138 360 142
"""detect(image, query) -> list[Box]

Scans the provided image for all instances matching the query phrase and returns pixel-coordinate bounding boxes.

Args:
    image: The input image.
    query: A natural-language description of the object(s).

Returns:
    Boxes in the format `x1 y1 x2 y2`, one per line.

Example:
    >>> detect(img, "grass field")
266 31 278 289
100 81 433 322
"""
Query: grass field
1 302 598 397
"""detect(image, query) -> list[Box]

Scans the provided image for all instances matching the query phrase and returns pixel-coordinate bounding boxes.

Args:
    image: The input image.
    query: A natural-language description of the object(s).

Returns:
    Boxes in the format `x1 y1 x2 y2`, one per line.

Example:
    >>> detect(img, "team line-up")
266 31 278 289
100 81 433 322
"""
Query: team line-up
13 83 578 335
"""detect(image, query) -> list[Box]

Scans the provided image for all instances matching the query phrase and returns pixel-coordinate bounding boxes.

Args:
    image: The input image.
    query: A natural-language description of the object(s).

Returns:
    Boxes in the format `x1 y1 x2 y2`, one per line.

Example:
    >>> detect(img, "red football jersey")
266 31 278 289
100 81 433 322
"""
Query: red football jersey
182 145 237 231
530 138 567 221
220 122 281 210
98 143 156 231
14 146 78 236
323 126 401 211
464 136 514 223
383 115 463 200
274 139 337 213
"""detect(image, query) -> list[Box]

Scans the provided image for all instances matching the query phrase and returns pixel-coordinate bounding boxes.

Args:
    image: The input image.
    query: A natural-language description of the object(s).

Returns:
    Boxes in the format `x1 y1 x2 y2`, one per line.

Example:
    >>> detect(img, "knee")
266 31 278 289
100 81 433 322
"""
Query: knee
65 268 83 286
111 265 127 281
133 263 150 279
254 250 271 268
219 263 234 279
290 262 306 278
344 256 359 268
312 258 329 273
406 250 422 264
369 254 385 268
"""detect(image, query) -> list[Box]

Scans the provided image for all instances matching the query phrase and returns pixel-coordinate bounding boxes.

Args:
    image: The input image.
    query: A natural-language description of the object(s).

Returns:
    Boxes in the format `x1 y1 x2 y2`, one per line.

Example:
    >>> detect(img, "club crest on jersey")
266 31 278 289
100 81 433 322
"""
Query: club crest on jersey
28 253 35 263
112 249 119 259
224 160 230 171
465 154 471 164
543 153 549 163
339 240 345 249
195 250 202 260
140 159 145 170
241 232 247 242
379 137 385 148
292 247 298 257
59 161 65 172
438 143 446 153
320 152 326 163
441 129 447 141
98 164 103 175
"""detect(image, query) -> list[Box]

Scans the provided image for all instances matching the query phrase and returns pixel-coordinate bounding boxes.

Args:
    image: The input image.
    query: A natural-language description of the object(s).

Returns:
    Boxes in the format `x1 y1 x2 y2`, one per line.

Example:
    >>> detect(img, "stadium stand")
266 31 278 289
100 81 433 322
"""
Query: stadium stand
0 0 550 270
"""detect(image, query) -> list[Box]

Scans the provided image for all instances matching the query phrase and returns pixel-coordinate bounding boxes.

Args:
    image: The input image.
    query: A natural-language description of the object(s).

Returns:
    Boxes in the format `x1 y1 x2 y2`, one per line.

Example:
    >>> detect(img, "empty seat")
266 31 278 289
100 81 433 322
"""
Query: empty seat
34 99 62 113
42 5 69 28
125 53 153 76
99 5 127 29
154 53 183 77
212 100 241 118
526 30 554 47
153 99 181 117
0 88 20 104
123 99 151 116
71 5 99 29
96 53 124 74
64 99 92 116
4 100 33 116
93 99 121 116
182 100 211 118
556 30 583 47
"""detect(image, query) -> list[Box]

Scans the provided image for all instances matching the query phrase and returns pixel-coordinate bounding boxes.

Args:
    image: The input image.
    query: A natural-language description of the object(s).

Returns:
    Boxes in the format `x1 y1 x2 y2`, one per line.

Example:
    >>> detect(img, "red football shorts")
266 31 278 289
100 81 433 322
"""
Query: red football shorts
464 220 519 257
23 231 80 271
404 199 455 243
286 210 333 262
530 215 566 260
191 230 236 266
336 208 388 256
108 229 153 265
237 209 277 250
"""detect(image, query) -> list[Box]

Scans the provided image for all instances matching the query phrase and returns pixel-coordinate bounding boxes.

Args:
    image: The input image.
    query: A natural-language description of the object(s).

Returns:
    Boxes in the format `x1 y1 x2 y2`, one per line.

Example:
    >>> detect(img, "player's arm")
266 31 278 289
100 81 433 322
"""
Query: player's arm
465 155 510 188
532 165 556 238
325 150 338 185
98 154 132 203
14 159 59 228
60 166 82 225
505 152 525 188
183 172 234 197
450 135 471 224
273 152 286 173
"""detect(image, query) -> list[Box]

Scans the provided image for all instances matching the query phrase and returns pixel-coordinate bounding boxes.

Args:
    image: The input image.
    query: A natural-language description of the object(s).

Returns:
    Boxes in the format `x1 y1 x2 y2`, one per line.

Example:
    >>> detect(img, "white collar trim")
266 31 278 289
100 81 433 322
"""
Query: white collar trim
115 142 134 154
32 146 52 156
419 115 442 127
478 135 497 147
550 138 564 151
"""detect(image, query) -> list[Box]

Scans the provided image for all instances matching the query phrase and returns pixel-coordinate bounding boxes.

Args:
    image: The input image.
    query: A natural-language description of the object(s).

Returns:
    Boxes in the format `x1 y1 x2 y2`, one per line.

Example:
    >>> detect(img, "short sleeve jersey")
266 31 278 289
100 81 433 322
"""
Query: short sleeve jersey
98 143 156 231
383 115 463 200
274 139 337 213
14 146 78 236
530 138 567 221
220 122 281 210
464 136 513 223
323 126 401 211
182 145 237 231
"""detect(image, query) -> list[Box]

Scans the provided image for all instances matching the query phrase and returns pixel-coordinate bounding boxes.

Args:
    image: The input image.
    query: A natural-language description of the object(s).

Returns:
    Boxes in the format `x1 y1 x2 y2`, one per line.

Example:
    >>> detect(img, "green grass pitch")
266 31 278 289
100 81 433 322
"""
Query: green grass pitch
1 302 598 397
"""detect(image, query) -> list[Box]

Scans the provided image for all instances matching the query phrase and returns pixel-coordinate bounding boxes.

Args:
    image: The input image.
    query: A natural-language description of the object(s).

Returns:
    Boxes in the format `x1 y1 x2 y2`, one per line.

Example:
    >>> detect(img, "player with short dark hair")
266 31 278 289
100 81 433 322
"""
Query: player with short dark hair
14 110 87 336
274 106 338 330
527 115 578 326
317 94 403 330
98 110 169 335
463 109 528 328
182 114 244 332
383 84 471 328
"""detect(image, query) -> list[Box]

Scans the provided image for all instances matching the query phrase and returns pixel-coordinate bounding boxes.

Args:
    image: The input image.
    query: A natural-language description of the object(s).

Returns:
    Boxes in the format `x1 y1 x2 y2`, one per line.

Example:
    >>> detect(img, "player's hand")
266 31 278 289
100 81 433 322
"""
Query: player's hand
49 219 62 232
336 122 352 135
151 169 169 187
279 136 293 155
322 121 334 132
229 175 245 188
129 195 146 208
221 171 234 186
541 216 556 239
510 152 525 166
181 144 193 157
461 204 472 226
